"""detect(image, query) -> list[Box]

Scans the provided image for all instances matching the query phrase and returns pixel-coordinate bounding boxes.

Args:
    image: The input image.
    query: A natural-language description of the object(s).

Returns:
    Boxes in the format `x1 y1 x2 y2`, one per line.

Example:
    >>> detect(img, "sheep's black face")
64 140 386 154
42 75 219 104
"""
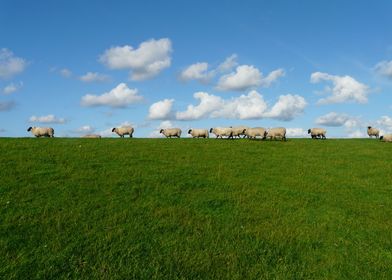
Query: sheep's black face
242 129 246 133
27 127 32 132
380 136 384 140
307 129 311 134
209 128 213 133
159 129 164 133
368 126 371 129
111 128 116 132
188 129 192 134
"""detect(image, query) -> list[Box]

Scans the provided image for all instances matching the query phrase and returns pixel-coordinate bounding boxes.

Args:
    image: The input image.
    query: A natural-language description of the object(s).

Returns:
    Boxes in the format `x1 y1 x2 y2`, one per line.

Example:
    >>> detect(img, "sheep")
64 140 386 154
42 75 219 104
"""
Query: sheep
266 127 287 141
367 126 380 138
82 134 101 138
244 127 267 139
27 126 54 137
112 127 134 138
188 128 209 138
308 128 327 139
209 127 233 139
230 126 249 138
160 128 181 138
380 134 392 142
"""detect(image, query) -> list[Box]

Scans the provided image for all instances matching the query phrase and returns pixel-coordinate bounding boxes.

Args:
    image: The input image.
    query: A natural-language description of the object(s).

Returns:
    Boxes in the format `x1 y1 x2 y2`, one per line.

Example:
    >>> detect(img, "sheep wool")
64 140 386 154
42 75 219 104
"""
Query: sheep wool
308 128 327 139
266 127 287 141
244 127 267 139
82 134 101 138
188 128 209 138
112 127 134 138
367 126 380 138
160 128 182 138
209 127 233 139
27 126 54 137
380 134 392 142
230 126 249 138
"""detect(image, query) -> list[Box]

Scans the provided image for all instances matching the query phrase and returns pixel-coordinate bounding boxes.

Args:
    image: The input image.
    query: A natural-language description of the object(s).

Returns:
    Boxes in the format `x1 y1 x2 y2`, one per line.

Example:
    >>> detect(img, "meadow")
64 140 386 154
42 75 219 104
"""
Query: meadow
1 138 391 279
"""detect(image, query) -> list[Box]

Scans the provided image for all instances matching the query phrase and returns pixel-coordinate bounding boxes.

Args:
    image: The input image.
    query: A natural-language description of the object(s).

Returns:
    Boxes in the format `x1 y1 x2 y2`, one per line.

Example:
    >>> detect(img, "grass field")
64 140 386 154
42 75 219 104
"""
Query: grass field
1 138 392 279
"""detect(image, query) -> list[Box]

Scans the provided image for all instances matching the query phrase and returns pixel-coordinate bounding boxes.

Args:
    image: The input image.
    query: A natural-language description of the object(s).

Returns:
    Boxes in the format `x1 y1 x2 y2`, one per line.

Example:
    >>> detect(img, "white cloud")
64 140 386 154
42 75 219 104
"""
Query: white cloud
263 94 307 121
29 114 66 124
310 72 369 104
149 120 174 138
2 82 23 94
0 101 15 111
315 112 359 127
81 83 143 108
148 98 174 120
286 128 307 138
347 130 367 138
79 72 110 82
179 62 211 82
217 54 238 72
216 65 285 91
99 38 172 81
376 116 392 134
60 68 72 78
0 49 27 79
175 91 305 121
76 125 95 134
374 60 392 79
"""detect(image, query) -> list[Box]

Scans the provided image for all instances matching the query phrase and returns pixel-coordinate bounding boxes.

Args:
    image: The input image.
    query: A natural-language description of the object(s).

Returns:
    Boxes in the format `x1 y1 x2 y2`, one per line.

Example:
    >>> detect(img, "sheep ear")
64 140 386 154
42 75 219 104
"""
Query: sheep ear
111 128 116 132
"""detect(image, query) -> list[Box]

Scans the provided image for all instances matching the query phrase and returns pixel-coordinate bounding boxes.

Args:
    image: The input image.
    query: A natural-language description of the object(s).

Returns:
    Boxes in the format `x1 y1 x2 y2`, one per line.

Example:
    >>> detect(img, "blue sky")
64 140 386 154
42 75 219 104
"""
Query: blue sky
1 0 392 138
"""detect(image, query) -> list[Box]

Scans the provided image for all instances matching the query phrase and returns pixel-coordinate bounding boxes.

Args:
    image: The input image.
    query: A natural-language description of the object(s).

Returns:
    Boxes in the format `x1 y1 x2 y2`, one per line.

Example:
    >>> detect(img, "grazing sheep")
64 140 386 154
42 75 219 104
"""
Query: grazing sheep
244 127 267 139
230 126 249 138
160 128 181 138
367 126 380 138
82 134 101 138
27 126 54 137
188 128 209 138
209 127 233 139
266 127 287 141
308 128 327 139
380 134 392 142
112 127 134 138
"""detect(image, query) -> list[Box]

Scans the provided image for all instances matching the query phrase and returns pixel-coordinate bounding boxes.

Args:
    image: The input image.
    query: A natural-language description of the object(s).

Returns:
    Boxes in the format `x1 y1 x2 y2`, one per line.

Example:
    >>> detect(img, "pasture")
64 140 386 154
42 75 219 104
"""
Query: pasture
1 138 391 279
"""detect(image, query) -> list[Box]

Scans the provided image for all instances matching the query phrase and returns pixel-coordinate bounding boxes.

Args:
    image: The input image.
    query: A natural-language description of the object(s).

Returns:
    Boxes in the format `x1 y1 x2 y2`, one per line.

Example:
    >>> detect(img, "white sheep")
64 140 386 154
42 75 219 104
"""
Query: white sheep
244 127 267 139
27 126 54 137
230 126 249 138
188 128 209 138
160 128 181 138
367 126 380 138
112 127 134 138
266 127 287 141
82 134 101 138
308 128 327 139
380 134 392 142
209 127 233 139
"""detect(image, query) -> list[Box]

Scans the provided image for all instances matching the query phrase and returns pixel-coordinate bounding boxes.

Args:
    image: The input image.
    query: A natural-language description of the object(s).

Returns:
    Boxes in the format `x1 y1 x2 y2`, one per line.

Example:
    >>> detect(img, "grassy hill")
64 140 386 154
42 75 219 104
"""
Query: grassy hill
1 138 391 279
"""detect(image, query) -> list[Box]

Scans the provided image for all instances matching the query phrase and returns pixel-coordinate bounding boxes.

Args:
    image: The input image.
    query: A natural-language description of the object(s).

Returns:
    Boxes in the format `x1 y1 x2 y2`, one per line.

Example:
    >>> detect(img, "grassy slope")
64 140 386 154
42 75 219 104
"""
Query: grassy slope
1 138 392 279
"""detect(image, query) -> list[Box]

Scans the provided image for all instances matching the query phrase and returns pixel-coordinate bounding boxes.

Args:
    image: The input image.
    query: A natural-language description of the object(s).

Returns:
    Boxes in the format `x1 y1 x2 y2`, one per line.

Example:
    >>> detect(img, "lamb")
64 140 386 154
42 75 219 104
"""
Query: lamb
308 128 327 139
82 134 101 138
367 126 380 138
27 126 54 137
188 128 209 138
112 127 134 138
244 127 267 139
209 127 233 139
160 128 181 138
230 126 249 138
266 127 287 141
380 134 392 142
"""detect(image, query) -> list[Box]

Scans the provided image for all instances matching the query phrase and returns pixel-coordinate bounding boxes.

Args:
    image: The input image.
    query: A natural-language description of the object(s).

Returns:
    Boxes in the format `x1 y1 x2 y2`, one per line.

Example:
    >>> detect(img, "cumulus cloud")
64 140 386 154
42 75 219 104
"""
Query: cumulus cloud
148 98 174 120
60 68 72 78
76 125 95 134
374 60 392 79
216 65 285 91
81 83 143 108
179 62 211 82
99 38 172 80
376 116 392 134
286 128 308 138
315 112 359 127
216 54 238 72
263 94 307 121
79 72 110 82
0 49 27 79
2 82 23 94
29 114 66 124
310 72 369 104
0 101 16 111
175 91 306 121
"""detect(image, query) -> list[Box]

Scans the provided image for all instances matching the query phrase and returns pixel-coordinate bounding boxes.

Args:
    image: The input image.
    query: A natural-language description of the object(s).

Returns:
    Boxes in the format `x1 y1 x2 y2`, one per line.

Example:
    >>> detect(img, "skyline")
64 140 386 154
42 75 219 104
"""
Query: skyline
1 1 392 137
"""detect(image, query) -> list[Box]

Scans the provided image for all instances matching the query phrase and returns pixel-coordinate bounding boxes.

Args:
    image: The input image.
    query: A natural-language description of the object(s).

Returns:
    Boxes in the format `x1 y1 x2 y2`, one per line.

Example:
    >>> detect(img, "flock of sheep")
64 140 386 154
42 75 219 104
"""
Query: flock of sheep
26 125 392 141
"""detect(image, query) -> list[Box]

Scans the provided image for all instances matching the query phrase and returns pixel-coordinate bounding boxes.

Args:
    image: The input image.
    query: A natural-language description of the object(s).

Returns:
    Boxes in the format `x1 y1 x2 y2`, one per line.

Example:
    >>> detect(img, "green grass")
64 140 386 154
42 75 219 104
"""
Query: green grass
1 138 392 279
